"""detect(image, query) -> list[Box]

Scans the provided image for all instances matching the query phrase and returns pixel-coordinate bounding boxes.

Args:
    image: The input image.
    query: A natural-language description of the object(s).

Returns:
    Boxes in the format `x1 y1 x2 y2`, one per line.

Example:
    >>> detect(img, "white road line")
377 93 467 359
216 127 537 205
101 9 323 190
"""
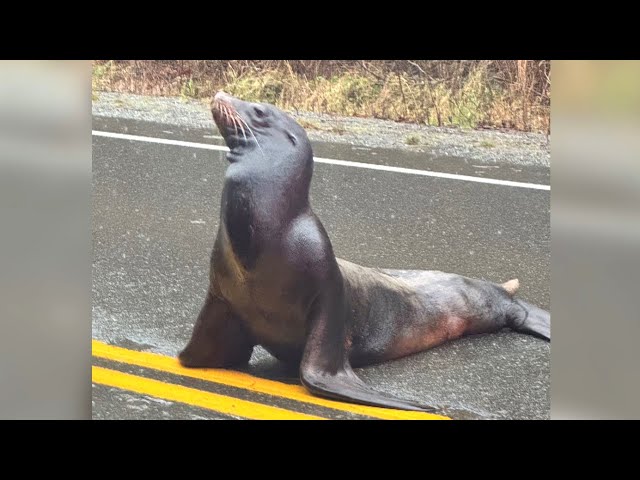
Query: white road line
92 130 550 191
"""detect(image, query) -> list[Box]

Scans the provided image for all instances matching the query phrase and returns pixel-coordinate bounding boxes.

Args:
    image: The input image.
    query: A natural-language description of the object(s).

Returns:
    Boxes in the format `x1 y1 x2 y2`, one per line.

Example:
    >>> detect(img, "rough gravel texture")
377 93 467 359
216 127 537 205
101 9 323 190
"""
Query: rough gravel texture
92 92 550 168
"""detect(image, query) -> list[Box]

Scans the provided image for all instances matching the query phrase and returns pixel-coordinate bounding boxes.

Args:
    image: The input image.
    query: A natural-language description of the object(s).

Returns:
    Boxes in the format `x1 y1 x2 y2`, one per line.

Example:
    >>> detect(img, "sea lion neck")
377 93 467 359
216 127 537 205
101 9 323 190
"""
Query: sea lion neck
224 155 313 225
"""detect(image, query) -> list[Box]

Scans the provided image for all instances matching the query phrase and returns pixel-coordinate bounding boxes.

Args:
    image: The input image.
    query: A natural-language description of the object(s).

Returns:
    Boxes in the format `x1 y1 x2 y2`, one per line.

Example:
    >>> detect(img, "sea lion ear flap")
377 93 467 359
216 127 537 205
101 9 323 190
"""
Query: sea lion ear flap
502 278 519 296
287 133 298 146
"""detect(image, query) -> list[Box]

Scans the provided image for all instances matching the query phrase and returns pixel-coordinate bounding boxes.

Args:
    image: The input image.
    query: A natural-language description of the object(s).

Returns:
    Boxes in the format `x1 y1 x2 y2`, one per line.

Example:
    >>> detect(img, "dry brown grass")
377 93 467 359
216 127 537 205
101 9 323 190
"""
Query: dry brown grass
92 60 550 133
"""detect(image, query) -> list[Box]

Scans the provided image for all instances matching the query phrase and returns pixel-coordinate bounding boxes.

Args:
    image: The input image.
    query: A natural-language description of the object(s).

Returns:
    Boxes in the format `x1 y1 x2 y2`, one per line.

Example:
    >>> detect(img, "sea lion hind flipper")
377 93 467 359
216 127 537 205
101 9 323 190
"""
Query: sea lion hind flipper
299 289 437 413
508 299 551 341
179 291 254 368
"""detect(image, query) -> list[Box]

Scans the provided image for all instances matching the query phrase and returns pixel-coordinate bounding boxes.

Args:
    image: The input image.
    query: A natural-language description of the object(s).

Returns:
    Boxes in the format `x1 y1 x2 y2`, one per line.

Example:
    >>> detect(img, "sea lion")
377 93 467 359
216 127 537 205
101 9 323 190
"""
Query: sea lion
178 91 551 412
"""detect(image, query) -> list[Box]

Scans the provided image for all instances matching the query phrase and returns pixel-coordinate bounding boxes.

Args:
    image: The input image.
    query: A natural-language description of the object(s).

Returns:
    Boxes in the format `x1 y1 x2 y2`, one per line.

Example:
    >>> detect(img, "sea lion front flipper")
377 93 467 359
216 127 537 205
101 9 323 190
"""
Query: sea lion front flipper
301 365 437 412
179 291 254 368
299 289 437 413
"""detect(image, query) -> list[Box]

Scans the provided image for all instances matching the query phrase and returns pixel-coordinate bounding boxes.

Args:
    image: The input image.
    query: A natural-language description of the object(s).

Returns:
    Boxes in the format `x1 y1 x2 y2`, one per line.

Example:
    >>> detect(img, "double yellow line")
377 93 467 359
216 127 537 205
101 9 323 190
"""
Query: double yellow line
92 340 448 420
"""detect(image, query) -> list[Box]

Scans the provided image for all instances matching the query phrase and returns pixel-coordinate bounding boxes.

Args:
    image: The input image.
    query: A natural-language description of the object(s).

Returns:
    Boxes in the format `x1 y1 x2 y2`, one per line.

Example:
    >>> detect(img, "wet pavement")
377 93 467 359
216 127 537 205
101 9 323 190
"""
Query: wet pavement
92 117 550 420
92 116 550 186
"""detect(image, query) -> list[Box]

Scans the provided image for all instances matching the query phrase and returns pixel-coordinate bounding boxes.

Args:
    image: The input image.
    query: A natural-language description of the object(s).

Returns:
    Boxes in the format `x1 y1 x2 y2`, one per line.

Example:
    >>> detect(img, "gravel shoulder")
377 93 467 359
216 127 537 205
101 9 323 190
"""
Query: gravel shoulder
92 92 550 168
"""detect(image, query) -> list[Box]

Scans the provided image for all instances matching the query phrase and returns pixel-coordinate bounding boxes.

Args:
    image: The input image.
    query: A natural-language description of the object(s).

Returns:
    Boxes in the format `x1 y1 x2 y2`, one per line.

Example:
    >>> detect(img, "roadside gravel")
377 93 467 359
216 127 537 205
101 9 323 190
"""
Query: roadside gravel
92 92 550 168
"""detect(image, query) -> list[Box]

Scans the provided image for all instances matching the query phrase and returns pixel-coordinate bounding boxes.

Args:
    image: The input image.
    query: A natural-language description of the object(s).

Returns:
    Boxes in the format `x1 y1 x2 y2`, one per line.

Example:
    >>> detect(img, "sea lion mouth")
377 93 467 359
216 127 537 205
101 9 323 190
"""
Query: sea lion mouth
212 92 265 159
211 92 248 145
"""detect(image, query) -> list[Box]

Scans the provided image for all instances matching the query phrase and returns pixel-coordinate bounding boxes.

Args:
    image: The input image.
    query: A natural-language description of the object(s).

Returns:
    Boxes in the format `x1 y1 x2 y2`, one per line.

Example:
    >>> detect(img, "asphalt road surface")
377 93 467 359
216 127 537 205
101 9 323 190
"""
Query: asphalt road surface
92 117 550 420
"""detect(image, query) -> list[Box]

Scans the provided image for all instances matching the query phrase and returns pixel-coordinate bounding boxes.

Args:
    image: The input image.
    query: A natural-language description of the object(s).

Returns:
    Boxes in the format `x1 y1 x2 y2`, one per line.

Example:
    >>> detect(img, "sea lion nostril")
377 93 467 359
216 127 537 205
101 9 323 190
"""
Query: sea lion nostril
212 92 235 116
212 98 237 129
214 90 232 102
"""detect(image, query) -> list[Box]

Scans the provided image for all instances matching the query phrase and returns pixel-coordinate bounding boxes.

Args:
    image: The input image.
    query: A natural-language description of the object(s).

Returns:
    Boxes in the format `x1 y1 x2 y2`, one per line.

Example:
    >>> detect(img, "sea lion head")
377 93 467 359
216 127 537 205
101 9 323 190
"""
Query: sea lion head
211 91 312 167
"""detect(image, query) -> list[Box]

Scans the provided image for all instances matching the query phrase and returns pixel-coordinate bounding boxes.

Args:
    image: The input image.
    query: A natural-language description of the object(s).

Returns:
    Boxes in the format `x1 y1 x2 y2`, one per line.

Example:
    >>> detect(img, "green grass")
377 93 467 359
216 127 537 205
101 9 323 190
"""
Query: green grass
91 60 551 133
479 140 495 148
180 78 199 99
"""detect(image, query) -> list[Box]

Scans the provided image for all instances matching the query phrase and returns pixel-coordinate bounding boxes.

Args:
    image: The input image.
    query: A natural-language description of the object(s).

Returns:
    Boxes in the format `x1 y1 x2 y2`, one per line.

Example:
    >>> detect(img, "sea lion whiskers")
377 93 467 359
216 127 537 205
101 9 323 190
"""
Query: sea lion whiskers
216 101 228 124
229 108 240 139
219 103 227 123
232 110 248 144
223 104 239 138
217 103 228 133
235 113 265 158
217 98 259 153
220 103 229 125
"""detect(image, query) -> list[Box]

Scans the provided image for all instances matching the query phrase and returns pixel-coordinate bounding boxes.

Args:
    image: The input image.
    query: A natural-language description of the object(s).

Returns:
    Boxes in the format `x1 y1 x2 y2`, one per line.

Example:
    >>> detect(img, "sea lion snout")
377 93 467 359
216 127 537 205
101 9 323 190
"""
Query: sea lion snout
213 90 233 105
211 91 244 141
211 91 234 116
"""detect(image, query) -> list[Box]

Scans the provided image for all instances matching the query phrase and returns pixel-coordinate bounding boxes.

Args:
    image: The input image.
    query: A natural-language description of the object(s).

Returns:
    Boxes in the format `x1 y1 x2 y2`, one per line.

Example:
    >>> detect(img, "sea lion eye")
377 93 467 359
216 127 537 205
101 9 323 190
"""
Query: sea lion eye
254 107 266 118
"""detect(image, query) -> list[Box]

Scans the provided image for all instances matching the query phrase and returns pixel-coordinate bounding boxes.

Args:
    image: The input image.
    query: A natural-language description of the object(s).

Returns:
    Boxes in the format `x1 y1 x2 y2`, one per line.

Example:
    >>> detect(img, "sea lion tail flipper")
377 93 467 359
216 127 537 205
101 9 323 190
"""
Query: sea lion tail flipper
508 299 551 341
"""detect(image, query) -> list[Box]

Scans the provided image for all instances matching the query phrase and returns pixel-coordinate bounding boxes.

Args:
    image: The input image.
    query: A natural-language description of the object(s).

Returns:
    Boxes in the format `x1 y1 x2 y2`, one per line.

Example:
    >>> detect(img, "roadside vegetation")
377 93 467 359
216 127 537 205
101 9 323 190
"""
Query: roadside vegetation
92 60 550 133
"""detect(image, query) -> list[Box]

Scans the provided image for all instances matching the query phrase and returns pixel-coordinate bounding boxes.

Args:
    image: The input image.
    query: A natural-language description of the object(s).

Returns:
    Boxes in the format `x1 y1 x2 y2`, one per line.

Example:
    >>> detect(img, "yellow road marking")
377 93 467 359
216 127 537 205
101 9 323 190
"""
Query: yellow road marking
92 340 448 420
92 366 324 420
